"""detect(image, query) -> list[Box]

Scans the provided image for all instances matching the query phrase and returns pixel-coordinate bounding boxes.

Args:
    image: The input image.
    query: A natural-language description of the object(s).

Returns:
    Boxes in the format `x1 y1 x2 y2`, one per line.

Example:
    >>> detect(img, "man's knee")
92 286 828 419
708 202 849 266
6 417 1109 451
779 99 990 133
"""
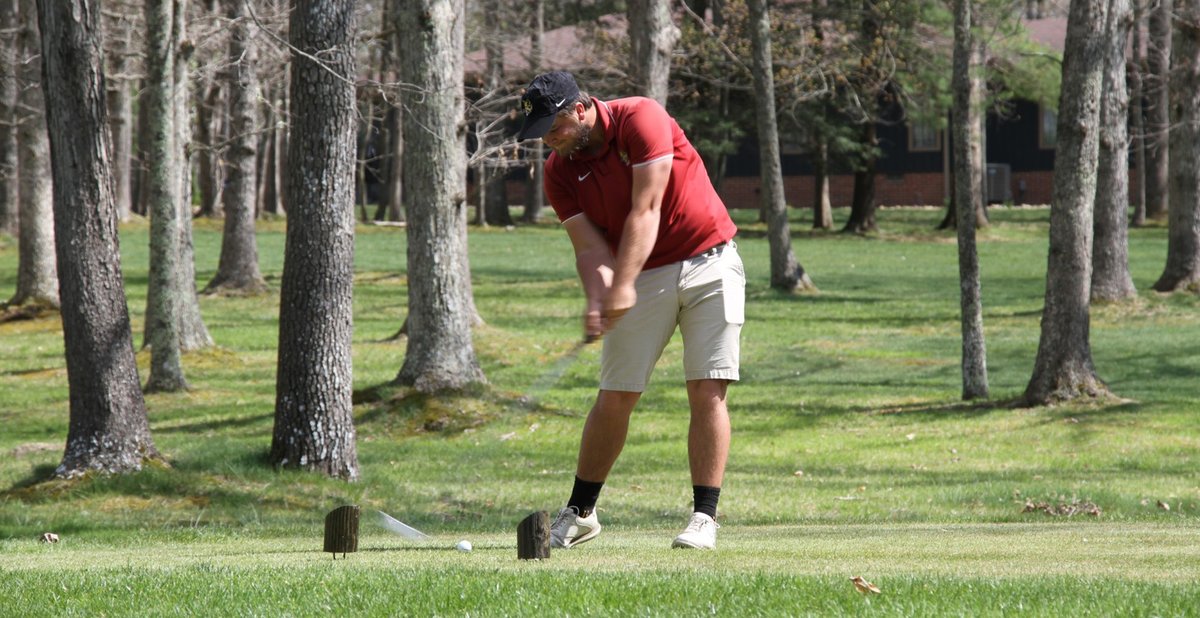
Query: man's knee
595 389 641 414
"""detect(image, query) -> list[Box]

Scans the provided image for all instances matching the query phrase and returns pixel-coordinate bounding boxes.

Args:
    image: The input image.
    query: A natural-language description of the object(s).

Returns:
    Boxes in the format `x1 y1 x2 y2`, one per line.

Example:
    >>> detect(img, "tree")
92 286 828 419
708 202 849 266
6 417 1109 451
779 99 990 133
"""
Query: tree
478 0 512 227
204 0 267 295
521 0 546 224
628 0 679 106
193 0 226 220
170 0 213 352
270 0 360 480
395 0 486 392
1022 0 1112 406
809 0 834 230
1129 0 1148 226
6 0 59 314
1152 0 1200 292
841 0 891 234
103 6 138 222
36 0 159 477
951 0 988 400
379 0 405 223
0 0 17 234
1142 0 1171 222
748 0 814 292
143 0 189 392
1091 0 1137 302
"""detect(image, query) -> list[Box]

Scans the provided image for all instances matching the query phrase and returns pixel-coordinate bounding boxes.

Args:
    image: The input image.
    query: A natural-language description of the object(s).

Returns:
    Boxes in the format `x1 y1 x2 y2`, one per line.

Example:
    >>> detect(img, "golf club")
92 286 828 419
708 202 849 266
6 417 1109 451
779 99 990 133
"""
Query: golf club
520 335 597 407
375 510 432 542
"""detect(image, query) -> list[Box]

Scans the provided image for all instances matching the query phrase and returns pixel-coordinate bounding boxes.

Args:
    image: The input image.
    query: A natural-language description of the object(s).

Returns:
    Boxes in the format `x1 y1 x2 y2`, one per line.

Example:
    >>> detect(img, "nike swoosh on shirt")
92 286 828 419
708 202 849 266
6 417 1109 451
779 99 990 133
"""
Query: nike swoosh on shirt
578 172 591 181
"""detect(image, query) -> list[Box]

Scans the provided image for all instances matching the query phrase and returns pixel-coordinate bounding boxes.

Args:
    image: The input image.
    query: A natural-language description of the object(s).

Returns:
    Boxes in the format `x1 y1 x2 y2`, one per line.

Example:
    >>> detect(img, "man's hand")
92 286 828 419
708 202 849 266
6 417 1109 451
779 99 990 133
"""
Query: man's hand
602 282 636 331
563 214 616 342
583 307 603 342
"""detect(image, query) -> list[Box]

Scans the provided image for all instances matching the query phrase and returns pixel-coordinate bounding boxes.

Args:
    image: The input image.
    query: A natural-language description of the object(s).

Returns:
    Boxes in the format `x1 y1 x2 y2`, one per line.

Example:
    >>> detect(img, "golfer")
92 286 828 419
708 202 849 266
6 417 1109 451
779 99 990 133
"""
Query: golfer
516 71 744 550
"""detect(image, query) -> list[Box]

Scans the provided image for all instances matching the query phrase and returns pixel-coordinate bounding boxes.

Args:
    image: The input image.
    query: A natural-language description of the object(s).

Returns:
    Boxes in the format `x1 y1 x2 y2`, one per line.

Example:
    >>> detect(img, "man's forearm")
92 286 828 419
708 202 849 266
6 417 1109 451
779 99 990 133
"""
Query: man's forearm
576 246 614 309
611 208 659 290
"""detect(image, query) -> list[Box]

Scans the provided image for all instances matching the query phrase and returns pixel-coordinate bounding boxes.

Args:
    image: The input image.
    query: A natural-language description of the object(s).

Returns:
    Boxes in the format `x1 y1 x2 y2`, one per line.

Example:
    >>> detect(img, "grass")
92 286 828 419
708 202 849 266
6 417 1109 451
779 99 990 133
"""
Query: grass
1 206 1198 615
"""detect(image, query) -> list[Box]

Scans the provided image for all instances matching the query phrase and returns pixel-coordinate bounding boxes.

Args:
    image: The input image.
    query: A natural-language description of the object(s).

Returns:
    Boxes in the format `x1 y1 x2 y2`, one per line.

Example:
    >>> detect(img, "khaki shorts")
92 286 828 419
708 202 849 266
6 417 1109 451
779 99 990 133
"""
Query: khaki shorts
600 241 744 392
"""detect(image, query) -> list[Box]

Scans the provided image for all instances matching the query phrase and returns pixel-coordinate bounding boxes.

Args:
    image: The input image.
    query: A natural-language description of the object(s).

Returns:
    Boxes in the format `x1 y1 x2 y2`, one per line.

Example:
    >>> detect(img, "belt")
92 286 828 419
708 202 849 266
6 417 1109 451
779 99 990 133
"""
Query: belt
693 240 730 259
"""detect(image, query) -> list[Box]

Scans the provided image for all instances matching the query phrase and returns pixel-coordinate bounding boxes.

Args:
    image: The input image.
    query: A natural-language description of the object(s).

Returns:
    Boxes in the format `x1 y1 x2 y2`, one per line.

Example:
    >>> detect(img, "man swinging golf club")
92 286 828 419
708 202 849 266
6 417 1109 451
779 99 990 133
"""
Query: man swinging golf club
516 71 745 550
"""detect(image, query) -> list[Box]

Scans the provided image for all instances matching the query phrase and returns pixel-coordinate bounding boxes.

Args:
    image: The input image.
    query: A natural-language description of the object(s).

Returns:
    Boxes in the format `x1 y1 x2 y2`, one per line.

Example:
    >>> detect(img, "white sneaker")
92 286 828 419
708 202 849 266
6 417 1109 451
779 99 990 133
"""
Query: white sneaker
550 506 601 548
672 512 719 549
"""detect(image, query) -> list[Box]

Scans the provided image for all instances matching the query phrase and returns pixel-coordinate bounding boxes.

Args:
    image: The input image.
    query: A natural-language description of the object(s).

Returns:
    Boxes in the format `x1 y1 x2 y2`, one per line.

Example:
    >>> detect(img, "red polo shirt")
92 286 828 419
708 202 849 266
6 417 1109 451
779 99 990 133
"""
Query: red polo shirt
544 97 737 271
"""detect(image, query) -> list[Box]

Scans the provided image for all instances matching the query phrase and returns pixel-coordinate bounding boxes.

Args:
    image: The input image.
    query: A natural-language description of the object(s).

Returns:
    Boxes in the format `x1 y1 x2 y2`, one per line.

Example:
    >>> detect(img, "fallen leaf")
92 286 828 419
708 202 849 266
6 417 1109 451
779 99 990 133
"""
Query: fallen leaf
905 433 916 441
793 470 804 477
499 432 517 441
40 532 59 543
851 576 881 594
1157 500 1171 511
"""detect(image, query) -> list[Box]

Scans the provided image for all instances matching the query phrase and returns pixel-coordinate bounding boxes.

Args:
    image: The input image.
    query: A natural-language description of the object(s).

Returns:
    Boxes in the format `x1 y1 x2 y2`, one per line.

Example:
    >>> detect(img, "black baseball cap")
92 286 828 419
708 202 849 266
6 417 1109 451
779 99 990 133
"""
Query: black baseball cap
517 71 581 140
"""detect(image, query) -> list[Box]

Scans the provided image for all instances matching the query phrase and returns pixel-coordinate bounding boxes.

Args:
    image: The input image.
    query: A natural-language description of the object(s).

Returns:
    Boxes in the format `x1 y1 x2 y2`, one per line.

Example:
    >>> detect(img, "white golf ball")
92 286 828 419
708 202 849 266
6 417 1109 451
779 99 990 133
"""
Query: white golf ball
456 539 472 552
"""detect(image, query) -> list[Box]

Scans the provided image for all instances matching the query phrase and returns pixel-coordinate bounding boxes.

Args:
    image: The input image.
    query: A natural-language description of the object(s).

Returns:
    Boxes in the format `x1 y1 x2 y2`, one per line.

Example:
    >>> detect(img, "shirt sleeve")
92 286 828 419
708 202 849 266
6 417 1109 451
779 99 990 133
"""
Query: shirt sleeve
620 99 675 167
544 156 581 222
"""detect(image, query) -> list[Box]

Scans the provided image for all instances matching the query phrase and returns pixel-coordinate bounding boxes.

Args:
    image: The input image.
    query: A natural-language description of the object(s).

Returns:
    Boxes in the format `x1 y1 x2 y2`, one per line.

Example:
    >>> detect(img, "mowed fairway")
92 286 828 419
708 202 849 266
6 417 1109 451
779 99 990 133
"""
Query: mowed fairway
2 207 1198 615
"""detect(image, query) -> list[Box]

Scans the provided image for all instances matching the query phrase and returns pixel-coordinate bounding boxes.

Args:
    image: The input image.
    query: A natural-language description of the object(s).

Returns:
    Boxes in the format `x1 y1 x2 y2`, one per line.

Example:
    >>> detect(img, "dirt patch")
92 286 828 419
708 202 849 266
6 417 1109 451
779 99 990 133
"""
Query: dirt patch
1022 499 1102 517
9 442 60 458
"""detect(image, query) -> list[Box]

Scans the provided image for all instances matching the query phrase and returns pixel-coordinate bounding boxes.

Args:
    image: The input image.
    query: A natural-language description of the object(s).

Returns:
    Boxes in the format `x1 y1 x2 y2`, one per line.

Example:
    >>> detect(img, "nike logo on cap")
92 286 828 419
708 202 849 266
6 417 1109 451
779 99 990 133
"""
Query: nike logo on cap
556 97 567 108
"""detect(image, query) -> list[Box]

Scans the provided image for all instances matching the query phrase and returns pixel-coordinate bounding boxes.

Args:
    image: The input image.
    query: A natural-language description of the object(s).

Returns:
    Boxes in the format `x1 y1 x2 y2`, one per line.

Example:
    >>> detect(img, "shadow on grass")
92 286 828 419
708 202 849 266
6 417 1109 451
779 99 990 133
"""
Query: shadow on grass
156 412 273 435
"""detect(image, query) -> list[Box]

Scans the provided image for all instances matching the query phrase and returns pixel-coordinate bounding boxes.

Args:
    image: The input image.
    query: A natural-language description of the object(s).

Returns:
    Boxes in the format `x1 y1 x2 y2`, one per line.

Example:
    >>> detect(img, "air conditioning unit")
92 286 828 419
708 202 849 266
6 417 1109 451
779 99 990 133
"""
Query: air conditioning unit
986 163 1012 204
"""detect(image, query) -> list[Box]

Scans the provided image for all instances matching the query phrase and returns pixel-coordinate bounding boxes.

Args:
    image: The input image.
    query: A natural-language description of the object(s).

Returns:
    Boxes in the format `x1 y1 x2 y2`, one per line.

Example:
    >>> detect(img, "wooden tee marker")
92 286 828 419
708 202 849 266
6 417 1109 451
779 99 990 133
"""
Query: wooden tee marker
517 511 551 560
324 505 360 559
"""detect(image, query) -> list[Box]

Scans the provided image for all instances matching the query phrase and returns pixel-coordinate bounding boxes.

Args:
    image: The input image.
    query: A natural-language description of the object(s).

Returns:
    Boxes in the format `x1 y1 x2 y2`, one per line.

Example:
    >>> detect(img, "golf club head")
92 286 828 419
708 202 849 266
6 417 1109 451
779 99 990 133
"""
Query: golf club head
375 510 432 542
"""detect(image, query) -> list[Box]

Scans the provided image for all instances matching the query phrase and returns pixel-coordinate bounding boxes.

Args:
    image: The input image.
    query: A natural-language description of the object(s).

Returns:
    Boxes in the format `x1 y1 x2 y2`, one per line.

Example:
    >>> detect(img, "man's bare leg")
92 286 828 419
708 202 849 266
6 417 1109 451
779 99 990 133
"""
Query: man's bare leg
686 379 730 487
576 389 641 481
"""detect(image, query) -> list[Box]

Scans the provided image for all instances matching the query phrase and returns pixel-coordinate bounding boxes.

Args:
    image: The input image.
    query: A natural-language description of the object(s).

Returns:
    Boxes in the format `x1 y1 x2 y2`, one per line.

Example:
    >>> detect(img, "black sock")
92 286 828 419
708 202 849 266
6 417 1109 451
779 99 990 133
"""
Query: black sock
567 476 604 516
693 485 721 519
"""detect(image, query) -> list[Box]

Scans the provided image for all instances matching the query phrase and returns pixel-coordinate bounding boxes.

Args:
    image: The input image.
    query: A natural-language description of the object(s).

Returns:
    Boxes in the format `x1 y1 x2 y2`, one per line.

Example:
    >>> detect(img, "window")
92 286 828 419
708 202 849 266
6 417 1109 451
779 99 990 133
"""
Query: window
908 122 941 152
1040 106 1057 149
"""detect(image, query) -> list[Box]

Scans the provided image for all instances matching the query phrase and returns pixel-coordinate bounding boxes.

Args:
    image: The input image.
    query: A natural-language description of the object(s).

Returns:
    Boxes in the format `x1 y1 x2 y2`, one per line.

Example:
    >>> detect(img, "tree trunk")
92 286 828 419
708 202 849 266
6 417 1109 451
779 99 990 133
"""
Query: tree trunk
1143 0 1171 221
748 0 813 292
258 87 280 217
1152 0 1200 292
381 0 404 222
522 0 545 224
843 123 879 234
8 0 59 312
1092 0 1137 302
1022 0 1111 406
812 133 833 229
36 0 159 477
271 0 360 480
951 0 988 400
395 0 486 392
0 0 18 235
843 0 883 234
205 0 266 295
1129 0 1148 226
106 26 135 223
195 80 223 218
132 81 151 217
143 0 188 392
383 104 405 221
272 90 289 215
481 0 511 227
175 2 213 352
627 0 679 106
